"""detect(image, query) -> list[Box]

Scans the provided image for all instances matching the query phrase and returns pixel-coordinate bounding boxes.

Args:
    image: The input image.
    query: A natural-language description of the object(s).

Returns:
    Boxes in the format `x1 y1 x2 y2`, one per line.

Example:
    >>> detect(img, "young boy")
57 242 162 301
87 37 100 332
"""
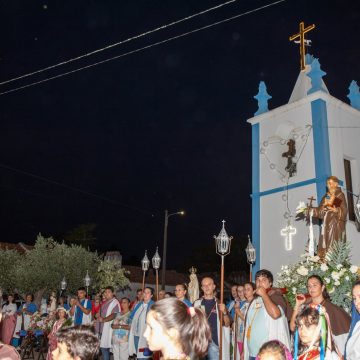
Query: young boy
52 326 99 360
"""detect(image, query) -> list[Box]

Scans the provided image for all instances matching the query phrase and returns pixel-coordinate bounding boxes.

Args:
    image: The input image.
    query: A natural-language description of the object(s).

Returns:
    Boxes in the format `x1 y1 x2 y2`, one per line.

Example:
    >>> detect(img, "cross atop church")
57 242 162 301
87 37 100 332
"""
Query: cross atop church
289 21 315 71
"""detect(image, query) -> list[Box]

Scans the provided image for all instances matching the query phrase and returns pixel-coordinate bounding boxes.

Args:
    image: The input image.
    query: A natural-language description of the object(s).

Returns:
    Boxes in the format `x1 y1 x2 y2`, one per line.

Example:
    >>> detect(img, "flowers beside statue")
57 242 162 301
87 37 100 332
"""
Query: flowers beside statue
276 240 359 312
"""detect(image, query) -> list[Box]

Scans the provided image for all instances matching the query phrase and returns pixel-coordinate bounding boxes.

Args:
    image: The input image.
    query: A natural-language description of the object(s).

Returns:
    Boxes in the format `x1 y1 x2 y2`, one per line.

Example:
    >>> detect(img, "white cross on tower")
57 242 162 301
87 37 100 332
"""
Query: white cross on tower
281 224 297 251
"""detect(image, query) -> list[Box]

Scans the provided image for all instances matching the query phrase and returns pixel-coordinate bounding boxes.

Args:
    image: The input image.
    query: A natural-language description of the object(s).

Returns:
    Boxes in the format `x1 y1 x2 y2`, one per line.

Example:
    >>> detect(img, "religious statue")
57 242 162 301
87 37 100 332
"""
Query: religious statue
282 139 297 177
310 176 347 258
187 266 199 304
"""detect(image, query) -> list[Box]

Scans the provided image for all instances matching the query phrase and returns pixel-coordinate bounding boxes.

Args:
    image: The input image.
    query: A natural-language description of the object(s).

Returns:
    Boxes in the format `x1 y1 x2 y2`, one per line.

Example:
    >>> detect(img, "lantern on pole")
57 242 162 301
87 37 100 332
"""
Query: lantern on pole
141 250 150 292
60 277 67 296
152 247 161 299
84 270 91 297
245 235 256 281
214 220 232 360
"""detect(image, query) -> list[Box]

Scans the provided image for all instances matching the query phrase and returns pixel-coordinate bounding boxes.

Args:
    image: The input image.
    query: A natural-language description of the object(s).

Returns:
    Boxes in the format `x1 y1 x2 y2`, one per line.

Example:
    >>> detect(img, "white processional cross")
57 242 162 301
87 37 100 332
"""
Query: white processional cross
281 223 297 251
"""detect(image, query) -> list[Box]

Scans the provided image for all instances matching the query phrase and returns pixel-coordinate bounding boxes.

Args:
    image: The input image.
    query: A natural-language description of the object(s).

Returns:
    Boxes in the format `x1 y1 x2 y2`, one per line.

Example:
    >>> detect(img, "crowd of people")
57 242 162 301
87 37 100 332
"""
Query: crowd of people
0 270 360 360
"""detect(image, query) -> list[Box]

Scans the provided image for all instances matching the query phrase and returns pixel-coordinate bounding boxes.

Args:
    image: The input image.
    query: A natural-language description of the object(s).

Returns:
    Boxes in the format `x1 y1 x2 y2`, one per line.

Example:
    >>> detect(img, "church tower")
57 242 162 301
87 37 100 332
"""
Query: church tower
247 23 360 277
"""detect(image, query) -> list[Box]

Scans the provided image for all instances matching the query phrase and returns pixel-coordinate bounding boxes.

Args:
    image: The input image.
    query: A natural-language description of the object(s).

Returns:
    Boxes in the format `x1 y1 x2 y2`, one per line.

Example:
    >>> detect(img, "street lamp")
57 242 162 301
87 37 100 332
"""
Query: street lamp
60 277 67 296
161 209 185 289
141 250 150 292
84 270 91 297
152 247 161 299
245 235 256 281
214 220 232 360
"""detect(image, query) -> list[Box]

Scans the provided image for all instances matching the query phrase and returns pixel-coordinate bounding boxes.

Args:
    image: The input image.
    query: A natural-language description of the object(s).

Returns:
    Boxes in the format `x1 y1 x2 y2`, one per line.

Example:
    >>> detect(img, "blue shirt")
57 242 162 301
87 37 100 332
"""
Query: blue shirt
19 302 37 314
74 299 92 325
202 298 218 345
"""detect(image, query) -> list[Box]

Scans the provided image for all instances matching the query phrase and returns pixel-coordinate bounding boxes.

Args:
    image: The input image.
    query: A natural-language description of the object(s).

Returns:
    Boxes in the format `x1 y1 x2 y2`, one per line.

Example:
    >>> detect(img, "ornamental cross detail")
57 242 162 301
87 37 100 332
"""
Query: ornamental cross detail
289 21 315 71
281 224 297 251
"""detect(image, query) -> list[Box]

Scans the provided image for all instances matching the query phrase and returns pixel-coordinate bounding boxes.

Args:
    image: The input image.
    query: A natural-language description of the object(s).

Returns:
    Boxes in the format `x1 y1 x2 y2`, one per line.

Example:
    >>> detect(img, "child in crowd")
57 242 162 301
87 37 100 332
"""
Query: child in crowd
144 297 211 360
256 340 293 360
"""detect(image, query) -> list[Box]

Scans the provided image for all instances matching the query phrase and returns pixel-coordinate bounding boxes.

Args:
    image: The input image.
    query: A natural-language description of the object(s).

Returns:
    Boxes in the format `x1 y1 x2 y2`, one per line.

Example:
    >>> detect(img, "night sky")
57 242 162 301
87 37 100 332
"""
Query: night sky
0 0 359 268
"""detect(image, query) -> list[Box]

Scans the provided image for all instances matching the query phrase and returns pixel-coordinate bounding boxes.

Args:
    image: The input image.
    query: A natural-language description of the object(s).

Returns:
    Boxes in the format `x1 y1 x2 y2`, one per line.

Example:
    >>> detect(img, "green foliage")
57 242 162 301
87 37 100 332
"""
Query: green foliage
63 223 97 249
95 259 130 291
0 249 22 292
0 234 130 297
275 241 359 312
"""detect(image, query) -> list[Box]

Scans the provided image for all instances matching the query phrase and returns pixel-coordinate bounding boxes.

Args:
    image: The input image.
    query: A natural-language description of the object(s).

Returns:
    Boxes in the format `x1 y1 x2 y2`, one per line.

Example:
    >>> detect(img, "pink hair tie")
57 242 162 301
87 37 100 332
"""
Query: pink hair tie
187 306 196 317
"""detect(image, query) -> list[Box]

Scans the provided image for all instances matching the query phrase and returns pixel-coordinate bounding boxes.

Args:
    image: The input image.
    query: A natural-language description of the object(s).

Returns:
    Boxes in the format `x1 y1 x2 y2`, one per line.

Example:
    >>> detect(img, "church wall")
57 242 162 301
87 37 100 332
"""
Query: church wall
260 183 319 278
259 102 315 193
326 101 360 265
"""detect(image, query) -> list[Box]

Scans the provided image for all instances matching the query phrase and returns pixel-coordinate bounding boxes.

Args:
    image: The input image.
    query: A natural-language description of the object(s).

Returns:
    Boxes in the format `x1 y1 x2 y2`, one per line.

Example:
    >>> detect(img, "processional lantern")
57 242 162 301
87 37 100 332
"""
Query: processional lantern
245 235 256 281
141 250 150 291
152 247 161 299
214 220 233 360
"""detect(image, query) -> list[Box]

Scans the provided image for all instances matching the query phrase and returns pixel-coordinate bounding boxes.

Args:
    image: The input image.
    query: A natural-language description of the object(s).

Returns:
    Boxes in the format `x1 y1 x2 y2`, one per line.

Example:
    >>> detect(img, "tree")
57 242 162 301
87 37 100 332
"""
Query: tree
95 259 130 291
0 248 22 292
63 223 97 249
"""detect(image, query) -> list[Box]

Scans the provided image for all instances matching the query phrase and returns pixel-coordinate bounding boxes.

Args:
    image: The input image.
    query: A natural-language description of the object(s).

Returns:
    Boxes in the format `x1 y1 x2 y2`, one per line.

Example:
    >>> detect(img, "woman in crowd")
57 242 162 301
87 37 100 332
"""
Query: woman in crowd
293 305 340 360
174 284 192 307
291 275 350 355
58 296 70 311
345 280 360 359
234 282 255 357
112 297 131 360
1 294 17 344
256 340 293 360
144 297 211 360
46 307 68 360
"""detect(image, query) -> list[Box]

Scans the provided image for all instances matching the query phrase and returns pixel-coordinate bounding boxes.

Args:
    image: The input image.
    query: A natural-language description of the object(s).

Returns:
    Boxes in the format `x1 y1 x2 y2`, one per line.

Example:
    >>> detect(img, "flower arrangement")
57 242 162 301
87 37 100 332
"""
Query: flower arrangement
27 312 55 334
275 240 359 312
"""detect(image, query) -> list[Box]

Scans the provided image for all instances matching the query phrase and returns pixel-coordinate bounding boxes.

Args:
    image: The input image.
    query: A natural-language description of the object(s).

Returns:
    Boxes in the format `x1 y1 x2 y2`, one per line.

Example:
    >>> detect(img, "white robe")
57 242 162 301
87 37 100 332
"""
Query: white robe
243 299 290 360
100 298 120 349
346 321 360 360
128 302 152 359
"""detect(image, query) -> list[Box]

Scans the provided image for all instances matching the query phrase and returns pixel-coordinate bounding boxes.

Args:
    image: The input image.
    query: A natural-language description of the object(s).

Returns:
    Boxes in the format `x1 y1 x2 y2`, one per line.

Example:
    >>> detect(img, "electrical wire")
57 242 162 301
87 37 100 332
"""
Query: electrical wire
0 162 156 216
0 0 238 86
0 0 286 96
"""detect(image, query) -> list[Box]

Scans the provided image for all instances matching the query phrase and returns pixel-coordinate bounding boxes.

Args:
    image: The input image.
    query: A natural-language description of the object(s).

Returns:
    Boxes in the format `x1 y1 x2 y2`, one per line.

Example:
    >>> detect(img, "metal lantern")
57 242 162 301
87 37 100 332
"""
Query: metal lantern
214 220 232 256
152 247 161 270
245 235 256 264
60 277 67 291
141 250 150 271
84 270 91 287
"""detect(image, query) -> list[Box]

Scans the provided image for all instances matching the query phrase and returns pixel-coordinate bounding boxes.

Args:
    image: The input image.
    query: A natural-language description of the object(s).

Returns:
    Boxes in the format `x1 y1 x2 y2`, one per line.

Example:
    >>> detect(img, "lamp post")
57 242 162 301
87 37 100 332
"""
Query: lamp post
152 247 161 300
245 235 256 281
141 250 150 292
84 270 91 297
161 209 185 289
60 277 67 296
214 220 232 360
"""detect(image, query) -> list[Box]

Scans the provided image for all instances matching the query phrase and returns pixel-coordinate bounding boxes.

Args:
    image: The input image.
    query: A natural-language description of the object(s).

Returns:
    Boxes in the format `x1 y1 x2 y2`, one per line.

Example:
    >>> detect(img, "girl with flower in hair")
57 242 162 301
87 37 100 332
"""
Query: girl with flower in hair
293 305 340 360
291 275 350 355
144 297 211 360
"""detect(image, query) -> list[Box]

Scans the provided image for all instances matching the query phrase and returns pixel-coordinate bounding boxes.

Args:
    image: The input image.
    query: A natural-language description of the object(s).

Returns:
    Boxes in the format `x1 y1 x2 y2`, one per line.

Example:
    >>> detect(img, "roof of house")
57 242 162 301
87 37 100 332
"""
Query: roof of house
123 265 188 286
0 242 33 253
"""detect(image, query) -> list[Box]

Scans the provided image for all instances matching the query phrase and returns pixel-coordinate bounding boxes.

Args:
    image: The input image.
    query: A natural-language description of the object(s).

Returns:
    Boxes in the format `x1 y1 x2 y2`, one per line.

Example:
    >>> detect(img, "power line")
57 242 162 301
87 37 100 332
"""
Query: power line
0 0 238 87
0 0 286 96
0 162 156 216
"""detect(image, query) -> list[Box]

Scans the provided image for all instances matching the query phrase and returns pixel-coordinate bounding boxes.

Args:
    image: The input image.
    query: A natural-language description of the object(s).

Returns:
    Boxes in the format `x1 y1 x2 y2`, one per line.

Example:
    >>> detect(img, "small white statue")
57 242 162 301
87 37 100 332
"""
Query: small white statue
187 266 199 303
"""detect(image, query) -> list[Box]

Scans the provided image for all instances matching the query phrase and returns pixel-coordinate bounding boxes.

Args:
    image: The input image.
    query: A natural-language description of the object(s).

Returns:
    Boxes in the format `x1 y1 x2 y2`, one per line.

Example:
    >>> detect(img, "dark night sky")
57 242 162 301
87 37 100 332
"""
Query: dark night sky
0 0 359 268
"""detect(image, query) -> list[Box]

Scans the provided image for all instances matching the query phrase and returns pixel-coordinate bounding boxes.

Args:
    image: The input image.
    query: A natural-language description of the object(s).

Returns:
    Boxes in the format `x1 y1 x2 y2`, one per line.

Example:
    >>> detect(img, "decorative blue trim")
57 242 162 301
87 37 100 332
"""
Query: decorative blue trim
307 59 327 95
251 178 317 198
347 80 360 110
254 81 272 116
311 99 332 201
252 123 260 279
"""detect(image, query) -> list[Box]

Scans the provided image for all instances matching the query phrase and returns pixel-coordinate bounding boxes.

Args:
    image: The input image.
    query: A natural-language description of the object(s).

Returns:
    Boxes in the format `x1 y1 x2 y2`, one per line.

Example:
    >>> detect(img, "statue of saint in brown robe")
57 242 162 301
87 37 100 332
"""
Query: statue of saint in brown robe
311 178 347 258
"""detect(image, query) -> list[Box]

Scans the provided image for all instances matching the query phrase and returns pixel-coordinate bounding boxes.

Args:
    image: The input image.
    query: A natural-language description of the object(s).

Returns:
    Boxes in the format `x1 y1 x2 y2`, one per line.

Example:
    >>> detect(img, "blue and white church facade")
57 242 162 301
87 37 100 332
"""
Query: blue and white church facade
247 54 360 277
